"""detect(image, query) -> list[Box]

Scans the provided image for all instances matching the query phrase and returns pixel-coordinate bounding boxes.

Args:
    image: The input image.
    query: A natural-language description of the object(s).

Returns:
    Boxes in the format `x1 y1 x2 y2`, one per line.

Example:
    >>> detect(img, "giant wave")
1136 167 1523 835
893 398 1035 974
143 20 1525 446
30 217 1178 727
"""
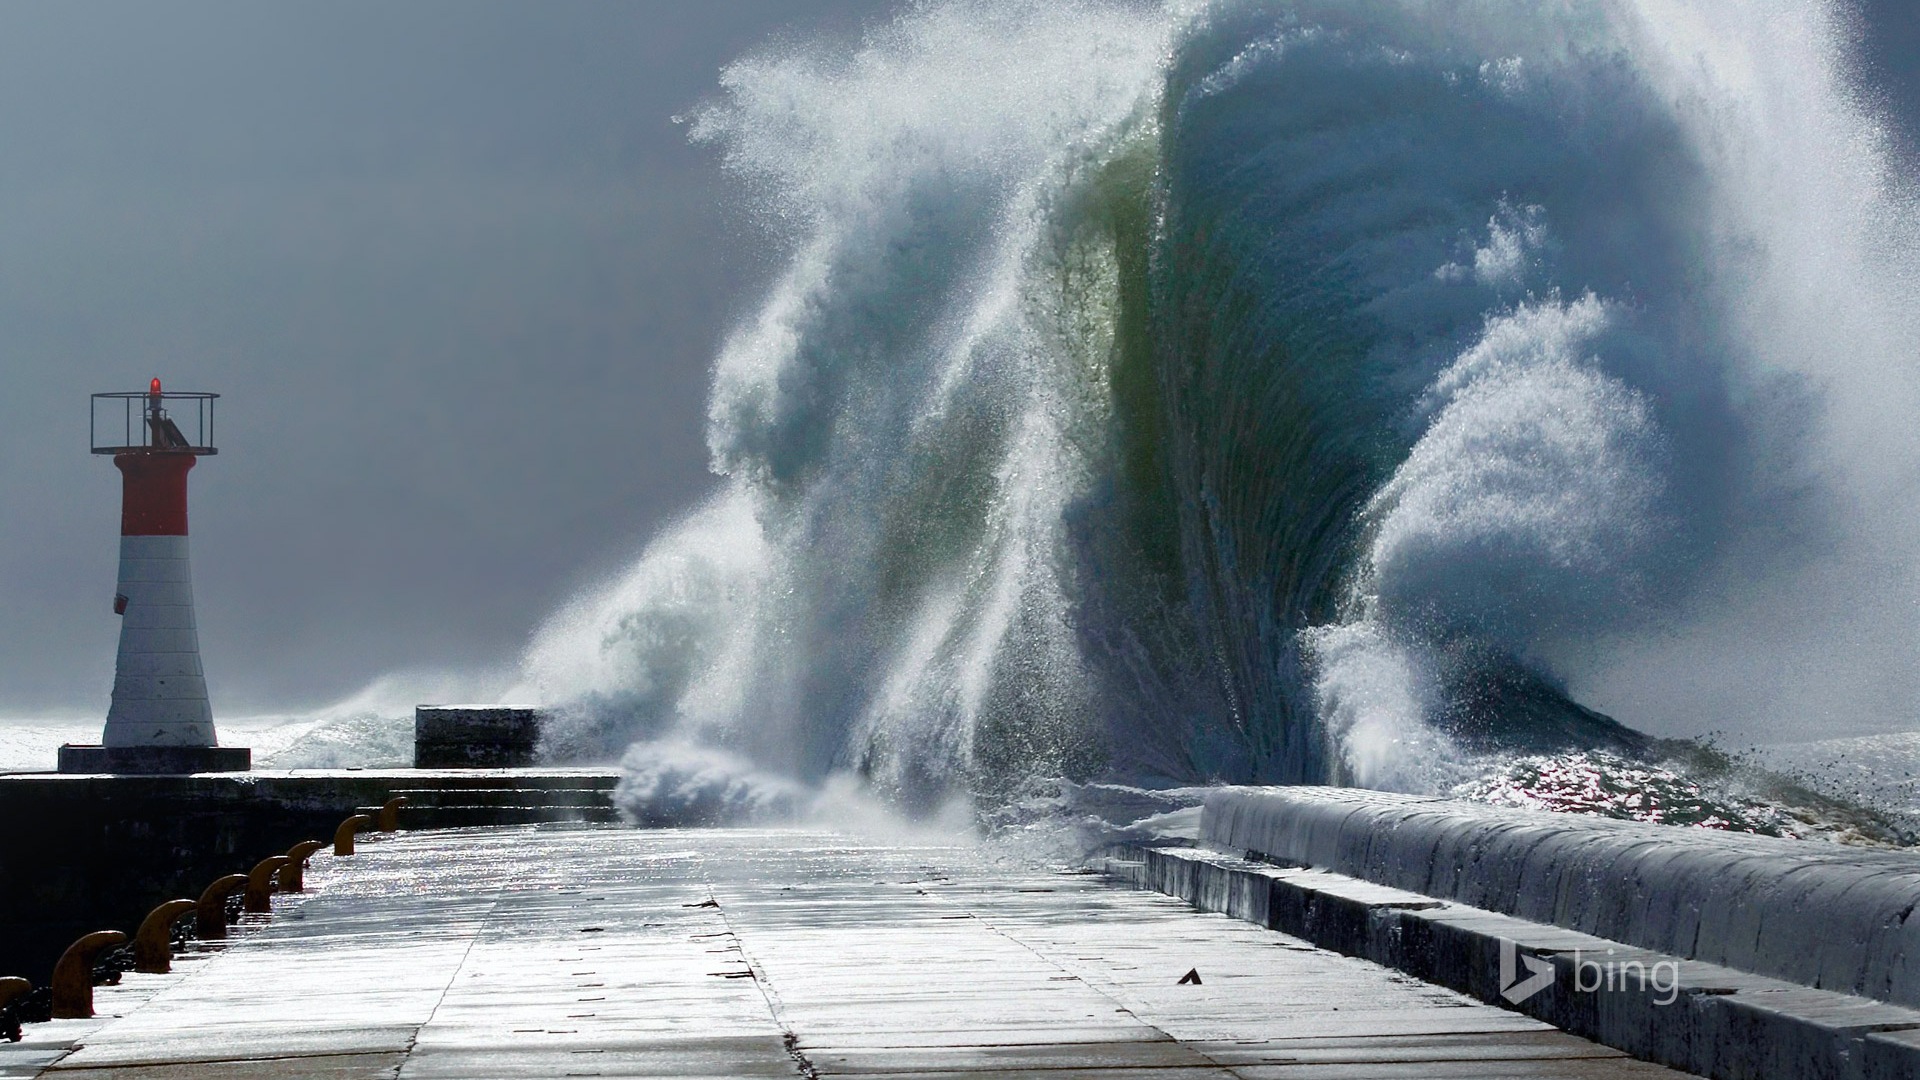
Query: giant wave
522 0 1920 821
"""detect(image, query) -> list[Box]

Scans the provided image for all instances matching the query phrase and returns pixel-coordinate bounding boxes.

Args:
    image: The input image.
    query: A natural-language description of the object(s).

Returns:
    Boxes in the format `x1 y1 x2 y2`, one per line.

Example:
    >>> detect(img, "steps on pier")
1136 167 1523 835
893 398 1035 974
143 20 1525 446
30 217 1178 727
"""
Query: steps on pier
357 774 623 828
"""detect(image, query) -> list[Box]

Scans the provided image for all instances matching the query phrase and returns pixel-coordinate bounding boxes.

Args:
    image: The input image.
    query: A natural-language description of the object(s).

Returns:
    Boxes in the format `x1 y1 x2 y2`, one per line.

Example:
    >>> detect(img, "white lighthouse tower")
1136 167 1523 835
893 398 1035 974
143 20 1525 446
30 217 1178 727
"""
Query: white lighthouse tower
59 379 249 773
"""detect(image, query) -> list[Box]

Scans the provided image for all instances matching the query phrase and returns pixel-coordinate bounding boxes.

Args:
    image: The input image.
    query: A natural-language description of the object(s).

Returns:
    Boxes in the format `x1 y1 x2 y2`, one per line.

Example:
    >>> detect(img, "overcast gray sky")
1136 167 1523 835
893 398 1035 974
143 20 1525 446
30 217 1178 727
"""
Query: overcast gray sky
0 1 1915 719
0 1 893 715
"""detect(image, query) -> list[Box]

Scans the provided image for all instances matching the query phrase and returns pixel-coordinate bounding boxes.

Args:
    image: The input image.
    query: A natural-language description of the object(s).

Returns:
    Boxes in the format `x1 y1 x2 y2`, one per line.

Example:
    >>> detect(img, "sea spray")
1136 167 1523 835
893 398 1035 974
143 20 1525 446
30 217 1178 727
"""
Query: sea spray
528 1 1178 815
524 0 1920 820
526 490 772 763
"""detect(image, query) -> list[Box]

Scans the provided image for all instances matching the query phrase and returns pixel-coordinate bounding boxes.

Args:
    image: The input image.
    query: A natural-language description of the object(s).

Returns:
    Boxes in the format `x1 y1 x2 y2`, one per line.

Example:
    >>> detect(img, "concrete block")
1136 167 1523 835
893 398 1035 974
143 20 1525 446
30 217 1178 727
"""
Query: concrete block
1861 1027 1920 1080
55 744 250 774
413 706 541 768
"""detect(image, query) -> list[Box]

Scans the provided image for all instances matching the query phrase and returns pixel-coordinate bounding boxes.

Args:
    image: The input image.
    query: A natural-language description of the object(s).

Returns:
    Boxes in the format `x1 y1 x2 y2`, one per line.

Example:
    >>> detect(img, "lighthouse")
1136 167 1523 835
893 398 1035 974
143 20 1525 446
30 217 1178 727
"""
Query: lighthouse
58 380 249 774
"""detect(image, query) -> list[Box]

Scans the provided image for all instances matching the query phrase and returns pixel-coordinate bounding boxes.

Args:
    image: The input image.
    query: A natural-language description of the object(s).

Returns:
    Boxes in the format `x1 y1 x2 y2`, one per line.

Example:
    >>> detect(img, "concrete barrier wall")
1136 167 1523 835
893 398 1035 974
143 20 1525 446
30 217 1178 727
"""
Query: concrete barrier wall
1203 786 1920 1010
1108 843 1920 1080
0 770 615 984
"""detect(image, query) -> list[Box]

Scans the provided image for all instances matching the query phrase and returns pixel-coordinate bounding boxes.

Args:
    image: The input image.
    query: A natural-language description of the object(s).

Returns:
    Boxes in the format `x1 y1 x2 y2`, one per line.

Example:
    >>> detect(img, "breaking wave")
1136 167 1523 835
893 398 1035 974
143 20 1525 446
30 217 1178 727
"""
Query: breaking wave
523 0 1920 819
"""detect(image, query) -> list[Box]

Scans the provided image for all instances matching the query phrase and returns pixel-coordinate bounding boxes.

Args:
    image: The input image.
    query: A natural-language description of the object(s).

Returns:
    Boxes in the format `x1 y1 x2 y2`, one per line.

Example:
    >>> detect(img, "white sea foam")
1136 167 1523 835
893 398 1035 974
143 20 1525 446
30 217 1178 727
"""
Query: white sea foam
515 0 1920 813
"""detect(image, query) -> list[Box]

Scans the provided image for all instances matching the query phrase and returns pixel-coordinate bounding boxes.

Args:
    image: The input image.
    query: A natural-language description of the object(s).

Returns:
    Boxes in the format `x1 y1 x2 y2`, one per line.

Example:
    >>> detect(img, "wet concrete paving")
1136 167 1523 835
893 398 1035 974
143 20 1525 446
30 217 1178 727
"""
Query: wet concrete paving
2 824 1697 1078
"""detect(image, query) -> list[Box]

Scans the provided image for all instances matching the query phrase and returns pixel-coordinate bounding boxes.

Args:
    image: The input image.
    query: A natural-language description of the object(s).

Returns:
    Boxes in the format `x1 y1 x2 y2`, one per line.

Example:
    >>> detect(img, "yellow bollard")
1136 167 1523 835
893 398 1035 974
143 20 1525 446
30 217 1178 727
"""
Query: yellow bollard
279 840 325 891
243 856 291 914
133 899 196 974
334 814 375 856
377 796 408 832
0 976 30 1010
50 931 126 1019
195 874 249 940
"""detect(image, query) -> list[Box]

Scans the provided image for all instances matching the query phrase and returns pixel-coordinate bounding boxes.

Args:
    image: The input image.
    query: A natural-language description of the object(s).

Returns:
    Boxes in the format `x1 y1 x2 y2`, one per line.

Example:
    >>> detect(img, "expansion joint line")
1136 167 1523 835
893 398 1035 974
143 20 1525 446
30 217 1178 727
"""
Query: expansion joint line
914 879 1253 1079
397 869 512 1078
696 879 819 1079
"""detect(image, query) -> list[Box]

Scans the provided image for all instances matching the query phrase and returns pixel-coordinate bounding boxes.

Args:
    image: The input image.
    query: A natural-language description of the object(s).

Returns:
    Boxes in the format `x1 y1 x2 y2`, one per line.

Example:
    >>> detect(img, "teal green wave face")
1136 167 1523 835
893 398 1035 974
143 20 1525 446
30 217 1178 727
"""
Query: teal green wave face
1076 3 1734 785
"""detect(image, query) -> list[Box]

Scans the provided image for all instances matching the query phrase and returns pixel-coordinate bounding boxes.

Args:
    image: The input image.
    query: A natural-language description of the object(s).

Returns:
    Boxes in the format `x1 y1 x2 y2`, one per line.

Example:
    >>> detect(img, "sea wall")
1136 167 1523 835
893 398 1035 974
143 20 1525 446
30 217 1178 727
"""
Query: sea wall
1203 786 1920 1009
0 770 616 985
1105 842 1920 1080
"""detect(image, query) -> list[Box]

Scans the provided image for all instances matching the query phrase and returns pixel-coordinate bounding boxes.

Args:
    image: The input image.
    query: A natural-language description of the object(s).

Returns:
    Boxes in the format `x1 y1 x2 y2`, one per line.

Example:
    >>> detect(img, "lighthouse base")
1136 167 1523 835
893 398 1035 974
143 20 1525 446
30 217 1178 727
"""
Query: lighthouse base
56 744 251 775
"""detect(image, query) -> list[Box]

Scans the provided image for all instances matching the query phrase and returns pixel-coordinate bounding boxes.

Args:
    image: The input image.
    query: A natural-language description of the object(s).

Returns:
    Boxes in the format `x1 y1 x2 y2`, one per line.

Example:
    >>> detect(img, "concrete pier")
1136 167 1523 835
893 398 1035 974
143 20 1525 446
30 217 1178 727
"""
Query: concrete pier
3 824 1692 1078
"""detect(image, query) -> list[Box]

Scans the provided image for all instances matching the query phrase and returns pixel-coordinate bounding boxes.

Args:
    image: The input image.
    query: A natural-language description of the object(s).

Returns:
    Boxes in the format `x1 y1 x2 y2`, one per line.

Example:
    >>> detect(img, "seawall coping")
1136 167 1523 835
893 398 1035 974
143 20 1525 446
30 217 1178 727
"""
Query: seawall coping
1203 785 1920 1011
1108 842 1920 1080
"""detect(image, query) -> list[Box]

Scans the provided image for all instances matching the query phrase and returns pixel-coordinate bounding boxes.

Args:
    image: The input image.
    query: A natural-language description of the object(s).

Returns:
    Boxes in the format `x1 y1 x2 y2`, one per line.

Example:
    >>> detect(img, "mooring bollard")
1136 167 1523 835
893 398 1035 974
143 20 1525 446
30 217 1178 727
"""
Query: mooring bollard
334 814 375 856
377 795 408 832
50 930 126 1019
279 840 325 891
0 976 25 1044
133 899 197 974
195 874 249 940
243 856 291 914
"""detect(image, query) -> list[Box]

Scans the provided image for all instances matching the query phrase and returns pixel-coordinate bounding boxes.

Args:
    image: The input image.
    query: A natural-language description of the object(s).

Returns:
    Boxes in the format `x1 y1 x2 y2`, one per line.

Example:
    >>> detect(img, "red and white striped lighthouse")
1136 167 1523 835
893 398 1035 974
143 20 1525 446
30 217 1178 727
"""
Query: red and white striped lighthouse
59 380 249 774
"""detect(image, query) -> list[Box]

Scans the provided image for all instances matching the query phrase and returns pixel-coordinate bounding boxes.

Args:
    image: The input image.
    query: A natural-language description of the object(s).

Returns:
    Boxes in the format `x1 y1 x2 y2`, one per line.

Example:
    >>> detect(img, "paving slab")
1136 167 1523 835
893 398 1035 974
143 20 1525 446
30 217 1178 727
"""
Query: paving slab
17 824 1696 1078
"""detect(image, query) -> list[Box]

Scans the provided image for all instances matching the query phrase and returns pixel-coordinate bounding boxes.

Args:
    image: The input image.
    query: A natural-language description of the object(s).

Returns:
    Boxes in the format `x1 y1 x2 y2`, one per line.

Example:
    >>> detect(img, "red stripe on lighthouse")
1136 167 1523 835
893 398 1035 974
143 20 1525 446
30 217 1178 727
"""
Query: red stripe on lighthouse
115 453 195 536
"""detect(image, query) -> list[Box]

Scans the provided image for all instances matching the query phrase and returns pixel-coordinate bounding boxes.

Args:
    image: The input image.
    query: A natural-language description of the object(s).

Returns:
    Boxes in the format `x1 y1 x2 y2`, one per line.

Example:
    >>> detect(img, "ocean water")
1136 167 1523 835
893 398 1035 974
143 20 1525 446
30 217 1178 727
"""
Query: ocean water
508 0 1920 831
0 672 447 773
0 713 414 774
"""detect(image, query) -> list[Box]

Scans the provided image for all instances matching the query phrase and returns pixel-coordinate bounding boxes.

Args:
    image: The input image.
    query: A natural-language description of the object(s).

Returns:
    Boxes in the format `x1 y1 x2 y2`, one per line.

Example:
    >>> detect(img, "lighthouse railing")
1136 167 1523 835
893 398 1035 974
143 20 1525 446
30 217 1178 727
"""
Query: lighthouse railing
90 391 219 456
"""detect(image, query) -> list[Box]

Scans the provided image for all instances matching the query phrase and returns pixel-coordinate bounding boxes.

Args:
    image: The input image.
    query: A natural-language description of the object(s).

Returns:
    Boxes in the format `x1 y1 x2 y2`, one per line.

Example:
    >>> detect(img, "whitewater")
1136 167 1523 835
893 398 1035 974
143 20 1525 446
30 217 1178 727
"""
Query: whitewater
503 0 1920 828
13 0 1905 833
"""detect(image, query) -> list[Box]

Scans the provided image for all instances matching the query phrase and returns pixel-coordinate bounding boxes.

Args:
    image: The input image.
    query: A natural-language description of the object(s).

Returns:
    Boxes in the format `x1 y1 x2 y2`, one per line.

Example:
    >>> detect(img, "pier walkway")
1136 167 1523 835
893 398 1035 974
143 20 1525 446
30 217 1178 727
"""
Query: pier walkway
2 824 1692 1078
